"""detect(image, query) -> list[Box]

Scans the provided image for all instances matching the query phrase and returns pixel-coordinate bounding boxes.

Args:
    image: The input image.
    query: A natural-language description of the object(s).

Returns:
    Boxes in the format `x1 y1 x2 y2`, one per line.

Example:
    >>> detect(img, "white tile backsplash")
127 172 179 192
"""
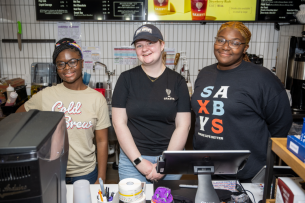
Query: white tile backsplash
0 1 284 87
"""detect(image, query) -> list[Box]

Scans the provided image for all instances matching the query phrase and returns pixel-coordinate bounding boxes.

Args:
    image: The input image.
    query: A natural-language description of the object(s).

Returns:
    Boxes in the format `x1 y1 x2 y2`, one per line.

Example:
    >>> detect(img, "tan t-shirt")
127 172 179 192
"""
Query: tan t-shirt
24 83 111 177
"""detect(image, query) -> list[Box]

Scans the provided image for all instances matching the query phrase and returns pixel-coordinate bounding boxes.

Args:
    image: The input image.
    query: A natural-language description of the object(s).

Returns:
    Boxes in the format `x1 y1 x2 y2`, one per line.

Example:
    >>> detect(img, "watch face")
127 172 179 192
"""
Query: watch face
134 158 141 165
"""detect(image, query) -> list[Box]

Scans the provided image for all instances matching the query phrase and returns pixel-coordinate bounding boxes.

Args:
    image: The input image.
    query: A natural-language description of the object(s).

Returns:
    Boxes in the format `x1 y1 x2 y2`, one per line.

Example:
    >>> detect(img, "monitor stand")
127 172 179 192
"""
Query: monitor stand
194 166 219 203
196 174 219 203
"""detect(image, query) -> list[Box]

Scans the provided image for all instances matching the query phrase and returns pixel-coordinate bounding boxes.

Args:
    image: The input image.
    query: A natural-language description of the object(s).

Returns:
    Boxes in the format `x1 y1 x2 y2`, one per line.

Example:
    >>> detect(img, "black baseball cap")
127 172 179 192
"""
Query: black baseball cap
131 24 163 45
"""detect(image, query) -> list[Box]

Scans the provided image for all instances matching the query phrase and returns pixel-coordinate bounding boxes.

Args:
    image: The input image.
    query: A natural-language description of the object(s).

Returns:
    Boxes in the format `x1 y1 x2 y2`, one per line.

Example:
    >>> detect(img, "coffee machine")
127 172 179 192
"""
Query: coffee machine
0 110 69 203
285 31 305 112
291 54 305 112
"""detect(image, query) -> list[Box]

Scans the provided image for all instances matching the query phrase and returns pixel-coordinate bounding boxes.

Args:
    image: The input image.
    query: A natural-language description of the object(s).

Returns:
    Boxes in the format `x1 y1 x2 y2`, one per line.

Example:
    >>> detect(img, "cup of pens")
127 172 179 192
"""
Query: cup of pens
97 177 115 203
97 188 115 203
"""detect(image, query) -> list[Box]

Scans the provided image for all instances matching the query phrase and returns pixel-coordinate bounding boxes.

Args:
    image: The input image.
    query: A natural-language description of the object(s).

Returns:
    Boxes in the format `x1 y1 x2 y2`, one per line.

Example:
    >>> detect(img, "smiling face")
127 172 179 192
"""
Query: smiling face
214 28 249 70
135 40 165 66
56 49 83 84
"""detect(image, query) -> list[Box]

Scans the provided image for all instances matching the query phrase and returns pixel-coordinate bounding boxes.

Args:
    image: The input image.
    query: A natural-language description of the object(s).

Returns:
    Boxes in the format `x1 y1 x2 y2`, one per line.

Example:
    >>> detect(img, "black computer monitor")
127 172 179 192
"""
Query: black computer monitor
157 150 251 203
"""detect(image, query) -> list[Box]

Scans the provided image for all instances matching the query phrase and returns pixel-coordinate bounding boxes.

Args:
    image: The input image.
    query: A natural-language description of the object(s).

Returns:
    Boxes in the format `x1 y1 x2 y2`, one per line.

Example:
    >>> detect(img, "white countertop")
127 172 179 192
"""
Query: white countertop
66 184 154 203
66 183 263 203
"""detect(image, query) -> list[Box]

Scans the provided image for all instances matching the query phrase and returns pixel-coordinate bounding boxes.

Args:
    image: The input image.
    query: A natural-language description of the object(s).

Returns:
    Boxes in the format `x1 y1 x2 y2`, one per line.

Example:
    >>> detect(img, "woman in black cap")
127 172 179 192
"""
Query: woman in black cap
17 38 111 184
112 24 191 183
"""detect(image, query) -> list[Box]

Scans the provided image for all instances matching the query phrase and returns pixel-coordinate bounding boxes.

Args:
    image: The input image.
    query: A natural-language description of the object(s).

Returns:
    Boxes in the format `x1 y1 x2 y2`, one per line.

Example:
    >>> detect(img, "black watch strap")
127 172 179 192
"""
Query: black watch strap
132 156 143 166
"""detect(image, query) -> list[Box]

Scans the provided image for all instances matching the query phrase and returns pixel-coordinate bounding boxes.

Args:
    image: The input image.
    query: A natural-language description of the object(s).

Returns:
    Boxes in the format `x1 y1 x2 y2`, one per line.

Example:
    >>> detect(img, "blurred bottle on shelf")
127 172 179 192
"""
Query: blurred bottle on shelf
5 91 18 106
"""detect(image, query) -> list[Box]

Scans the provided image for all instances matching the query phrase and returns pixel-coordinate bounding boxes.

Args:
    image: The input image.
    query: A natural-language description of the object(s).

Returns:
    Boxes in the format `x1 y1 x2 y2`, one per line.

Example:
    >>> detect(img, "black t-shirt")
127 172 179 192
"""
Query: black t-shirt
112 66 191 156
191 60 292 180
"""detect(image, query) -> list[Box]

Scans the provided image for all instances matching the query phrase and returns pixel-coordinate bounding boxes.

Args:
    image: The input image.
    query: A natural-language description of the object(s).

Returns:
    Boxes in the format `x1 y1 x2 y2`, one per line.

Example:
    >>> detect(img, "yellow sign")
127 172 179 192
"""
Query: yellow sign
148 0 257 21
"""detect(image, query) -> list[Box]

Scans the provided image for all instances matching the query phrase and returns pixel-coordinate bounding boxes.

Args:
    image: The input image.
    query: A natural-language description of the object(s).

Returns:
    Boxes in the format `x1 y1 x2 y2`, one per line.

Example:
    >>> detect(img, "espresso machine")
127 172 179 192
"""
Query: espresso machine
0 110 69 203
285 31 305 113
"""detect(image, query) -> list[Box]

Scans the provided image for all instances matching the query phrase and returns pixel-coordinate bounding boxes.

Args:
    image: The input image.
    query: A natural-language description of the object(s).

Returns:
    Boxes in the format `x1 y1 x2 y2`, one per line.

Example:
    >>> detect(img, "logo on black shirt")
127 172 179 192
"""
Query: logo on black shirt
164 89 175 100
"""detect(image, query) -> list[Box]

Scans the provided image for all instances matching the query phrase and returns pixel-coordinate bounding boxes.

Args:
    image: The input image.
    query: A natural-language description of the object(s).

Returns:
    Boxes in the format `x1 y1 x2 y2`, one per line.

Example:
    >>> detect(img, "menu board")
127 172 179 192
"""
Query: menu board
257 0 303 22
147 0 257 21
36 0 146 21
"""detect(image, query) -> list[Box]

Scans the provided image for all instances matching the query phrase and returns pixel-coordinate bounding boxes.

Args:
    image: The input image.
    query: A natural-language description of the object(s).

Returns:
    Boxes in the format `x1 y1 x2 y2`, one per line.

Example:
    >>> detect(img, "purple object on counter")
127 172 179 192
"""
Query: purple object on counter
152 187 173 203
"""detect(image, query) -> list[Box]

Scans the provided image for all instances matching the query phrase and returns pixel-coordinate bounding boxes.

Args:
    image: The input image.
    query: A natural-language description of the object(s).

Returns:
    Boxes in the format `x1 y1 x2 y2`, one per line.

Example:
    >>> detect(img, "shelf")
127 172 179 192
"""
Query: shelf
263 138 305 202
271 138 305 181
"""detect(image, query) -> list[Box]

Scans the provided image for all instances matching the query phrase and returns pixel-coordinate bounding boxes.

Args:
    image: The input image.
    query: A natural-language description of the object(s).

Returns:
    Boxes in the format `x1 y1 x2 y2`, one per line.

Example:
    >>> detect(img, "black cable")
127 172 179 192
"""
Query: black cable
235 173 256 203
238 182 256 203
245 190 256 203
235 173 238 190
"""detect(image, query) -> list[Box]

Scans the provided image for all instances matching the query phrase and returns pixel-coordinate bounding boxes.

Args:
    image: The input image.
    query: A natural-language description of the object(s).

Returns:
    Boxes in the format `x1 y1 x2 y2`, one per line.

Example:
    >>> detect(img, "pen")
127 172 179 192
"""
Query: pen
99 190 104 202
105 187 108 201
109 192 114 202
99 178 106 195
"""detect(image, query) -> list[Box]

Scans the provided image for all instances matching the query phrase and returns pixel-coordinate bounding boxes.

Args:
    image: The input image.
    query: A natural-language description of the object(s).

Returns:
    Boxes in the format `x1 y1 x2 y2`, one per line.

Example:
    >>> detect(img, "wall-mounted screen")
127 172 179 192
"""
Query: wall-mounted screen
35 0 146 21
257 0 301 22
147 0 257 21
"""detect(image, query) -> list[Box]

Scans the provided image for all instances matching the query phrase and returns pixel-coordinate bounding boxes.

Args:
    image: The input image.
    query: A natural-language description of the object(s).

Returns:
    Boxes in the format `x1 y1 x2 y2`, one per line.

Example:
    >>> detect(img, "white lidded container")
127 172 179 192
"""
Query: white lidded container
5 91 18 106
6 84 14 99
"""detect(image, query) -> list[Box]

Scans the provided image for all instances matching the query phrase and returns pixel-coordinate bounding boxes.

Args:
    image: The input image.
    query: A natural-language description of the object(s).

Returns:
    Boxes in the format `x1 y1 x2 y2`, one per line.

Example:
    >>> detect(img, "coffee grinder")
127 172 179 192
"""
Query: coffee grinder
285 31 305 113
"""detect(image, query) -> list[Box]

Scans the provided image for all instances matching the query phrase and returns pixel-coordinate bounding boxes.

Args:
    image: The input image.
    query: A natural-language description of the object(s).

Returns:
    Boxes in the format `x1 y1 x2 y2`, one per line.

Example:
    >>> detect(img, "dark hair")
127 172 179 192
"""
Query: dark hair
52 38 82 64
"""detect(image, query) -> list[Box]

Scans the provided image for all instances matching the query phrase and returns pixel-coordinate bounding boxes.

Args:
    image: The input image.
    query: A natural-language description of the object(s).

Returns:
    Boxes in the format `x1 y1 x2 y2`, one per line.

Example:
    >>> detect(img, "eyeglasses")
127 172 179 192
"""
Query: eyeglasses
56 58 82 70
214 37 246 49
135 41 158 50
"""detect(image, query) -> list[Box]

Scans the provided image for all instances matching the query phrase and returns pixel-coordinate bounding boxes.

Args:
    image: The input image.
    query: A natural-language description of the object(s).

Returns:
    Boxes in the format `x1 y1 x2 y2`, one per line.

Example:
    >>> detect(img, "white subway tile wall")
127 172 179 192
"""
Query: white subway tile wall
0 0 279 88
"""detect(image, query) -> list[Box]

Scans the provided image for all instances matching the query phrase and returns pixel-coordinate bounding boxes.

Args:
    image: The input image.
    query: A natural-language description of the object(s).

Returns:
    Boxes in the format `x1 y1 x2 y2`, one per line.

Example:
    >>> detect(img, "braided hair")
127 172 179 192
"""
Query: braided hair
217 22 251 62
52 38 83 64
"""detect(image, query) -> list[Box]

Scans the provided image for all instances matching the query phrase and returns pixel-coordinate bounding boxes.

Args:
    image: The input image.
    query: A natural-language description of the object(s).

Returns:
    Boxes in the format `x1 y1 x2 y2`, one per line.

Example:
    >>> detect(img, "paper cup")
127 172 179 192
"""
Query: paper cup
73 180 92 203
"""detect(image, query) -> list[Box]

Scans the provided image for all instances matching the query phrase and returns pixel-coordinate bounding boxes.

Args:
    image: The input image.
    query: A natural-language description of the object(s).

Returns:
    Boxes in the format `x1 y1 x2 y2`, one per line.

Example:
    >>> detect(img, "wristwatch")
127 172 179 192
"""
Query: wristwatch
132 156 143 166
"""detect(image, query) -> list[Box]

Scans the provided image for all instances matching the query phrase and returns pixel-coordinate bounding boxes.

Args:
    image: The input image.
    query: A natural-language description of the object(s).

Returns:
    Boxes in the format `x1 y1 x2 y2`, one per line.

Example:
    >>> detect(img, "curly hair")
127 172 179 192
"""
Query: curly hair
217 22 251 62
